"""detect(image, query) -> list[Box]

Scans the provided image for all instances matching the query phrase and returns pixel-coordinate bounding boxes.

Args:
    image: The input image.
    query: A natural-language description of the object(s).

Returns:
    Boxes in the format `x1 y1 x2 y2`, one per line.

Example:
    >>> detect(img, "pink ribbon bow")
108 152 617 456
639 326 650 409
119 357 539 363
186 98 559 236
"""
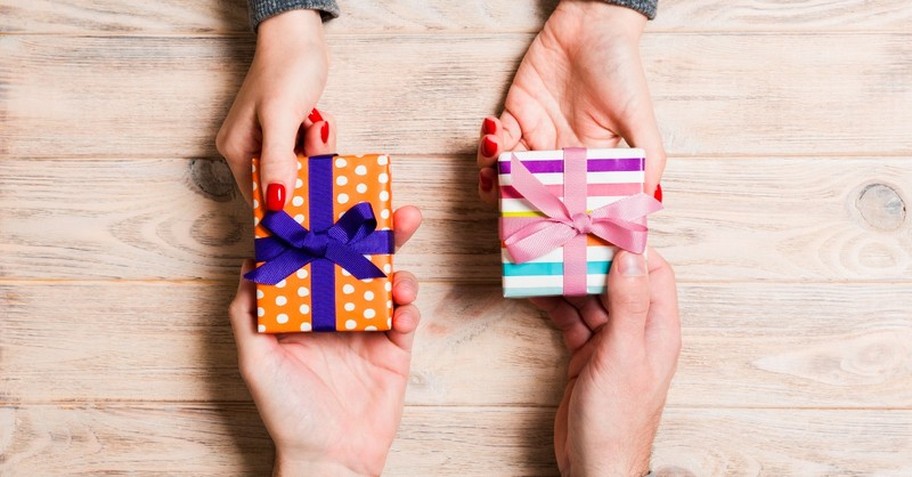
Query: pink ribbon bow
502 148 663 295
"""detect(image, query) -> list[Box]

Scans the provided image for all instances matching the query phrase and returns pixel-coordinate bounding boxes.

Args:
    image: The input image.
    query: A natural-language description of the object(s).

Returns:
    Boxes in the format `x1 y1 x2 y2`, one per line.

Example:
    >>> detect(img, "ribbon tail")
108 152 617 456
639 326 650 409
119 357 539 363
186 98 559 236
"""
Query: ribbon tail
504 222 578 263
589 222 650 254
325 244 387 279
348 230 395 255
245 250 315 285
253 236 290 262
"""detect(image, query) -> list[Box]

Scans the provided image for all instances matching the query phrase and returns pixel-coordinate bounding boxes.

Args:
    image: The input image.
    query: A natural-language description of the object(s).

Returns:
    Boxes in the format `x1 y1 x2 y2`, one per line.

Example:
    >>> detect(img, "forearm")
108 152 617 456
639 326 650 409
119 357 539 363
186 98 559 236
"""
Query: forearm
248 0 341 30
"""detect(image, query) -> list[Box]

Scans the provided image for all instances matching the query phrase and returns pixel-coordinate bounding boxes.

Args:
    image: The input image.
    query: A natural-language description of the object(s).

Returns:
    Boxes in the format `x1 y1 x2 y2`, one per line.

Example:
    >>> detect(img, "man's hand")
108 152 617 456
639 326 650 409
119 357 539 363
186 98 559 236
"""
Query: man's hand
531 250 681 476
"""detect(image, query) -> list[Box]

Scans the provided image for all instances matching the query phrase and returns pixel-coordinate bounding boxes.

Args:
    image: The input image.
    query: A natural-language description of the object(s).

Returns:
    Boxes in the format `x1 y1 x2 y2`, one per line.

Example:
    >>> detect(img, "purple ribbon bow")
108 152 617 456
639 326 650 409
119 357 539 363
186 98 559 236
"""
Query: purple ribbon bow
244 202 393 285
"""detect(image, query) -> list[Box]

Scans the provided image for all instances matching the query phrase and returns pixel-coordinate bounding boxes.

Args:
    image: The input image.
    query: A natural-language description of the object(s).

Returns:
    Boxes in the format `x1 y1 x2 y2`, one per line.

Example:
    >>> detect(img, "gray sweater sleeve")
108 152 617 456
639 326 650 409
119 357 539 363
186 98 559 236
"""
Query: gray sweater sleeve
603 0 658 20
248 0 340 31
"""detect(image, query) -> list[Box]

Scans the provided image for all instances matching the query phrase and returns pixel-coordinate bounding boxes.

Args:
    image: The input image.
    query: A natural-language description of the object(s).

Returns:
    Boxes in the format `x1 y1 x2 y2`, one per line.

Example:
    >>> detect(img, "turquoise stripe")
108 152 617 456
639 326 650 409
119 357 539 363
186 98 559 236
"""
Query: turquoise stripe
504 285 607 298
502 261 613 277
504 287 564 297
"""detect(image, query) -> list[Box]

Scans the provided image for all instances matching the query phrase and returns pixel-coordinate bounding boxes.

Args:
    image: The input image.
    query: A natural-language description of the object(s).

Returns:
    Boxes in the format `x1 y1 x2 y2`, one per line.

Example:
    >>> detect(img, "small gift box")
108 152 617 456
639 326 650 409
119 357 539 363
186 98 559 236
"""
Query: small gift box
498 148 662 298
246 154 394 333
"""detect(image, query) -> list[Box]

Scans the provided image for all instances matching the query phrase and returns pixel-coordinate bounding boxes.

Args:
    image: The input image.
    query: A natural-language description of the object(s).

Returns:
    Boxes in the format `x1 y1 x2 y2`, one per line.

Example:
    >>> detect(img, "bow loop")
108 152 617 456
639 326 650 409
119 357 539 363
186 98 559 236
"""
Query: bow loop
245 202 391 285
502 152 662 265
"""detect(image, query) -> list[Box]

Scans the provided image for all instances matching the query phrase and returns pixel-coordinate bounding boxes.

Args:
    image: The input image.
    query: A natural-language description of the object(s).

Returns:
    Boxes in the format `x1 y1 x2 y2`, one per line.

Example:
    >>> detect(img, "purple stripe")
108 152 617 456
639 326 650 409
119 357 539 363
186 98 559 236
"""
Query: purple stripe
498 157 644 174
309 154 336 332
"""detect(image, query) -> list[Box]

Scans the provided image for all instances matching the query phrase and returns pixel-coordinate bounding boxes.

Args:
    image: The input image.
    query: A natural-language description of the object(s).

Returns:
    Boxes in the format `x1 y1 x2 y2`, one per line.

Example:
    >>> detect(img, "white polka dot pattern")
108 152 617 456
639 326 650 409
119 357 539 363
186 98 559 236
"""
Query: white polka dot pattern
251 154 394 333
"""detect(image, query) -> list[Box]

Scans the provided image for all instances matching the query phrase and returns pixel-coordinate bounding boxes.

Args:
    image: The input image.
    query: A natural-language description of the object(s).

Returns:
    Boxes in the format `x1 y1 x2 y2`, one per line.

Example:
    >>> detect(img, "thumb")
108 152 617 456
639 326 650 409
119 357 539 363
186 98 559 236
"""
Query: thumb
600 251 650 346
228 260 276 366
258 110 304 211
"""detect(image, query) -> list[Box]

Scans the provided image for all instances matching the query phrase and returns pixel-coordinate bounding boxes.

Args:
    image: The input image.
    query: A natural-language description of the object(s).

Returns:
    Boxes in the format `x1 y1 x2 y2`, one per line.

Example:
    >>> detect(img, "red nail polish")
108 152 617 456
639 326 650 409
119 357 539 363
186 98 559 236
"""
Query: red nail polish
266 183 286 211
479 171 493 192
321 122 329 143
654 183 663 203
308 108 323 124
482 137 497 157
483 118 497 135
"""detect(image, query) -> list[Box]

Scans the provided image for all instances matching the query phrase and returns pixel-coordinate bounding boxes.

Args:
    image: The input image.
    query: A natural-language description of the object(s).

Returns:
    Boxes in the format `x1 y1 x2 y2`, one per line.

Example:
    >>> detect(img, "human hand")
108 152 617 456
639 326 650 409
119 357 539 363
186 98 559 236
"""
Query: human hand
228 118 423 476
477 1 665 202
529 250 680 476
217 9 331 209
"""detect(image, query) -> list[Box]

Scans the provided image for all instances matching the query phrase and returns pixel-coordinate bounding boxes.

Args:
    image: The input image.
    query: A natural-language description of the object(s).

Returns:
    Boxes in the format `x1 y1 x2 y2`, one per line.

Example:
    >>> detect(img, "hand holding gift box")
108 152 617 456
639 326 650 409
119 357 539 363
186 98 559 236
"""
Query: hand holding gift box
246 153 396 333
499 148 662 297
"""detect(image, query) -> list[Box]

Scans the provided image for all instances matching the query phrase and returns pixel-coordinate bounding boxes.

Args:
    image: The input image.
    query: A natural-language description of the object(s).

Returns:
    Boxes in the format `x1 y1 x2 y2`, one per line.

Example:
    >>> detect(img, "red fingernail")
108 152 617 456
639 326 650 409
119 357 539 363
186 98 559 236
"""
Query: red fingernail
321 122 329 143
266 183 286 211
479 170 493 192
482 137 497 157
483 118 497 135
654 183 663 203
308 108 323 124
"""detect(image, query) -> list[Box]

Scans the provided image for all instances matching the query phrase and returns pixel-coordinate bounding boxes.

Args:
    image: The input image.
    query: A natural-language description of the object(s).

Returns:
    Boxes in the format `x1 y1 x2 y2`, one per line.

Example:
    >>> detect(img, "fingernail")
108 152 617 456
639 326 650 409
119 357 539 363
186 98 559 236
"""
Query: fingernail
308 108 323 124
654 183 663 202
482 136 497 157
483 118 497 135
321 122 329 144
266 183 286 211
619 252 646 277
479 170 493 192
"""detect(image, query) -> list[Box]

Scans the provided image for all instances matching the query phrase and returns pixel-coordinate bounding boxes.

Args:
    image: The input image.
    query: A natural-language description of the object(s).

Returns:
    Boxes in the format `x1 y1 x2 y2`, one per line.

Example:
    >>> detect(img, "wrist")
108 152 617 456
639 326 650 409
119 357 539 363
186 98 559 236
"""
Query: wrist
257 9 324 47
555 0 646 40
273 455 368 477
572 445 651 477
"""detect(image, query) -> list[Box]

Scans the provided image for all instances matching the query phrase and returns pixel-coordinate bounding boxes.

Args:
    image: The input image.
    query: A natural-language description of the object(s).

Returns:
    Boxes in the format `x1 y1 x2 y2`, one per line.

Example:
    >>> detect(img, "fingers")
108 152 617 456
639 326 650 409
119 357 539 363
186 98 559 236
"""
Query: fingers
393 205 422 250
600 251 650 347
216 106 259 205
628 119 666 197
642 249 681 359
259 107 307 211
387 271 421 351
477 116 504 205
300 108 336 157
530 296 591 353
228 260 276 364
613 67 666 195
477 116 504 169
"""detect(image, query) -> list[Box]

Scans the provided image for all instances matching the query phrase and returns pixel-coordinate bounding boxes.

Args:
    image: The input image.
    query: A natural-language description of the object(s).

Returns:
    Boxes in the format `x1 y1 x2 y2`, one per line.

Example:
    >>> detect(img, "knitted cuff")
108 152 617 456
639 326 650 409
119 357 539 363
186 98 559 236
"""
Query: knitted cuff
248 0 341 31
602 0 658 20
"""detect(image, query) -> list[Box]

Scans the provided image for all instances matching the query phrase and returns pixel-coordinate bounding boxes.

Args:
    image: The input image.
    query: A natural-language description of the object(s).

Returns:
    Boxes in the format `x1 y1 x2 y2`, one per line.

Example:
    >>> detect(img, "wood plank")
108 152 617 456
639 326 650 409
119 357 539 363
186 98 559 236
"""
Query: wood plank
2 33 912 158
3 0 911 33
2 405 910 475
1 156 910 282
2 281 911 407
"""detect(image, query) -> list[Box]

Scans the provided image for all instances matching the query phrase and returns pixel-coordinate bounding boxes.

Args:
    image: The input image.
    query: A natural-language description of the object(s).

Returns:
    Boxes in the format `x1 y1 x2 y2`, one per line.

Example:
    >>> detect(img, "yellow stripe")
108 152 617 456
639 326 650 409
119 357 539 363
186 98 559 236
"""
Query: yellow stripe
501 211 545 218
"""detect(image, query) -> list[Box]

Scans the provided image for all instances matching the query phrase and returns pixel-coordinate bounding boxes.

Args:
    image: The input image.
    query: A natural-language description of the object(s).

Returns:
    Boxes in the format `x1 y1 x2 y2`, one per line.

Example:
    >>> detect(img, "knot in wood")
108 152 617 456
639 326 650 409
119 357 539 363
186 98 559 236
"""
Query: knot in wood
855 183 905 231
188 159 236 202
654 466 698 477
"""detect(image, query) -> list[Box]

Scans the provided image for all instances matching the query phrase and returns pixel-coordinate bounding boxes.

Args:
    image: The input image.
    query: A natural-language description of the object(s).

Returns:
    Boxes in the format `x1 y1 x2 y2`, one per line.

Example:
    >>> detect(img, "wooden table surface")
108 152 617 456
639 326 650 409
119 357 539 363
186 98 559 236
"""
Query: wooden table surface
2 1 911 475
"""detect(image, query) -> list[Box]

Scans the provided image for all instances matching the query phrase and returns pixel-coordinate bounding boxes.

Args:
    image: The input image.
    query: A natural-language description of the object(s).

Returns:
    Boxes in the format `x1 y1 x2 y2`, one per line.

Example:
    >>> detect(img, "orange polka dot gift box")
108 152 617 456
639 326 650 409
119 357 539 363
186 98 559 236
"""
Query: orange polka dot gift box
246 153 394 333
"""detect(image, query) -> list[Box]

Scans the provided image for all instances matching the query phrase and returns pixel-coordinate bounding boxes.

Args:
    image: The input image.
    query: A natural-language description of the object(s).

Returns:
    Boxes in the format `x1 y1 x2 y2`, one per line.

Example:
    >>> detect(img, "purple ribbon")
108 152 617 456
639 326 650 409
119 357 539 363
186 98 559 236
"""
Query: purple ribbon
244 202 393 285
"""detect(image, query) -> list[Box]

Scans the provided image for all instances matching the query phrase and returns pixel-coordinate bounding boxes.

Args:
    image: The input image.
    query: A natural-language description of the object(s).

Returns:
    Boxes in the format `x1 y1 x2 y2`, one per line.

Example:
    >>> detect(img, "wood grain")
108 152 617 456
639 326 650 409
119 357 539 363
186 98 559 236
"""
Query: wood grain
4 1 912 474
2 405 910 476
2 281 910 407
4 0 911 33
1 156 909 282
3 33 912 158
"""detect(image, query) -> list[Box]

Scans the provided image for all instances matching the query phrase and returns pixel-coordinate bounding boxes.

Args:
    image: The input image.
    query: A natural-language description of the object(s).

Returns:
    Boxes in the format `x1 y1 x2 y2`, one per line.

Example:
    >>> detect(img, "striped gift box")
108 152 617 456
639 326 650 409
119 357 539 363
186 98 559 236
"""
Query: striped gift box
498 148 647 298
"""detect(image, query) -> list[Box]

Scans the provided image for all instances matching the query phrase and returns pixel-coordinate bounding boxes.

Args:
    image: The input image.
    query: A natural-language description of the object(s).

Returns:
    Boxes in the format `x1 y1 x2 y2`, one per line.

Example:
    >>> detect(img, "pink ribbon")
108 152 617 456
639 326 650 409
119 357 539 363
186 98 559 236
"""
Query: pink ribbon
502 148 663 295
